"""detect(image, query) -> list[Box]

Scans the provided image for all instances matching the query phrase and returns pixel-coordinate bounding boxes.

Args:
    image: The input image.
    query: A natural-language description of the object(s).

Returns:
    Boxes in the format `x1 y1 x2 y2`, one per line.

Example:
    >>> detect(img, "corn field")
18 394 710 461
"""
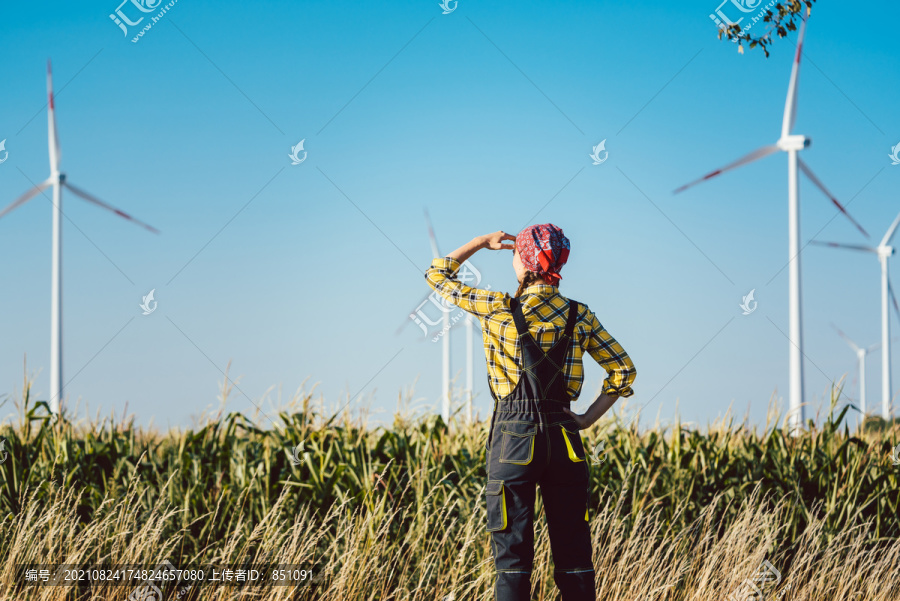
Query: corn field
0 372 899 601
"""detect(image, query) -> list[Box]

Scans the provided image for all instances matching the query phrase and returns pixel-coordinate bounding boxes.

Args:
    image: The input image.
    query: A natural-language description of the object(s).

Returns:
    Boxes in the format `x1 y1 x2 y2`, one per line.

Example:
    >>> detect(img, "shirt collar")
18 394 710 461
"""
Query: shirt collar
521 284 558 297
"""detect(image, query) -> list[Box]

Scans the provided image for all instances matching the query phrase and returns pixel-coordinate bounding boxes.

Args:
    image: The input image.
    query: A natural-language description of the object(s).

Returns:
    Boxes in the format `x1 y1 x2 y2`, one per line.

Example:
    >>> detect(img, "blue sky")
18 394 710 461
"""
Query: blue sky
1 0 898 431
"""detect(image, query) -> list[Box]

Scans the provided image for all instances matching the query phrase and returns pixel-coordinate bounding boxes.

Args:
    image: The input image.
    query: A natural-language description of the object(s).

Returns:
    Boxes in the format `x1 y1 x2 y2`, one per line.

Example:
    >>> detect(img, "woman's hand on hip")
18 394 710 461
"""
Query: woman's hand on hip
562 407 593 430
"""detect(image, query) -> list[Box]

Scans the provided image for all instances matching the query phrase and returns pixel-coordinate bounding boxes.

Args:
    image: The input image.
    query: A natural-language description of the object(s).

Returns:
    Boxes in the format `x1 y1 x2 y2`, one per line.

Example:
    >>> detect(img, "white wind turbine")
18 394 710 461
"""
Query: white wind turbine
832 324 881 421
674 14 870 432
424 211 453 422
396 211 477 422
465 311 474 424
0 60 159 415
812 211 900 420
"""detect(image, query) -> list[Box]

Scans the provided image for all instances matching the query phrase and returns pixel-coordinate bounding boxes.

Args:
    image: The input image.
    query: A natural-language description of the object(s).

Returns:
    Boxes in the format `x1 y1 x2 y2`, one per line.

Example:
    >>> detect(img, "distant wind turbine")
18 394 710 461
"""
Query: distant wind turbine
465 312 474 424
813 211 900 420
0 60 159 414
424 210 453 422
396 211 477 422
832 324 880 419
673 14 869 432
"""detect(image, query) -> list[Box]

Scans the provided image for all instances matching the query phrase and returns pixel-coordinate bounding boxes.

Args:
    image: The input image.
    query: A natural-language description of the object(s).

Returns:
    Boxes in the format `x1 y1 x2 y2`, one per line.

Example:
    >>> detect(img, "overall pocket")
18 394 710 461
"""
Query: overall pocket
561 424 586 462
498 423 537 465
485 479 508 532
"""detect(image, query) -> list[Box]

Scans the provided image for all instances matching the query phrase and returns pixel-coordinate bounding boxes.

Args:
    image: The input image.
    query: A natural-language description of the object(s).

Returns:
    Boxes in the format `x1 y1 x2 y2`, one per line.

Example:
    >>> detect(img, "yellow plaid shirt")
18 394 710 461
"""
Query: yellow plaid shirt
425 257 636 402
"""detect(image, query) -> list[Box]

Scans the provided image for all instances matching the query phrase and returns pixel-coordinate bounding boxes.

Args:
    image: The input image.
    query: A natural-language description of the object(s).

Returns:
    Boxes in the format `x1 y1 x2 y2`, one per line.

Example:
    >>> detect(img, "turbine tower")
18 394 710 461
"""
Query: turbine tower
674 14 869 432
466 312 474 423
0 61 159 414
813 211 900 420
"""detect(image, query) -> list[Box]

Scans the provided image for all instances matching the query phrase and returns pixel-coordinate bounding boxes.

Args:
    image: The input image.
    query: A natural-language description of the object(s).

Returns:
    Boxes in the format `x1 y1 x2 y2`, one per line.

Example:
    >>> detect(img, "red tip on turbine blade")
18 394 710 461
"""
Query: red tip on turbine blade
830 199 870 239
798 159 870 239
114 208 159 234
47 60 55 109
674 169 722 194
63 181 159 234
794 16 807 63
674 145 780 195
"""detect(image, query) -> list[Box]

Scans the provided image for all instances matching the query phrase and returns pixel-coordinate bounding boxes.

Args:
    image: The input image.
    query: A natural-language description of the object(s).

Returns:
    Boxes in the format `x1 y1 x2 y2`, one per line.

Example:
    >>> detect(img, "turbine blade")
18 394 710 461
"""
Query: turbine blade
0 179 53 220
797 159 870 239
872 336 900 352
808 240 878 253
424 209 441 258
781 15 808 138
880 210 900 248
890 280 900 326
673 145 780 194
63 182 159 234
831 323 860 352
47 60 60 171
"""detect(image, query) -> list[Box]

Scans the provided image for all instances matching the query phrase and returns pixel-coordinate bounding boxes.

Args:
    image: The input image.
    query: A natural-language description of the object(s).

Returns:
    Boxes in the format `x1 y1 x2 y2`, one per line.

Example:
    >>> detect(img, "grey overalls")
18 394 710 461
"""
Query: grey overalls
485 297 595 601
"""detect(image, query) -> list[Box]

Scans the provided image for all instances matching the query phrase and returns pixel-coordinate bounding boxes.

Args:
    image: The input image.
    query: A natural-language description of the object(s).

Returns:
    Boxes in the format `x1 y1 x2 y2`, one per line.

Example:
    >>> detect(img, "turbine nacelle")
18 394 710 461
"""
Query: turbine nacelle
776 135 809 152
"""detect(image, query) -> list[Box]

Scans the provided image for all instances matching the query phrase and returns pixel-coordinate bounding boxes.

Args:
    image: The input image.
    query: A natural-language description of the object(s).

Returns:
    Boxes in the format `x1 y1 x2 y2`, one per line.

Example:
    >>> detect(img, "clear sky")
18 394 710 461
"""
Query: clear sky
1 0 898 431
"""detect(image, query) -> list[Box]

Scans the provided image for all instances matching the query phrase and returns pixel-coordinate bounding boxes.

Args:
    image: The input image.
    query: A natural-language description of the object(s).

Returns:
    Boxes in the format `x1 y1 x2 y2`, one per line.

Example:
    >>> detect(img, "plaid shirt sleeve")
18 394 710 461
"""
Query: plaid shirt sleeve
582 305 636 397
425 257 507 317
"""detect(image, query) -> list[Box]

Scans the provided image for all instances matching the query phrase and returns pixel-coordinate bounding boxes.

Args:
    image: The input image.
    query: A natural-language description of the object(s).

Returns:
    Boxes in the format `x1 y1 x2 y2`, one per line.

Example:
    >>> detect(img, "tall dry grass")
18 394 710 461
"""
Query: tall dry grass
0 371 898 600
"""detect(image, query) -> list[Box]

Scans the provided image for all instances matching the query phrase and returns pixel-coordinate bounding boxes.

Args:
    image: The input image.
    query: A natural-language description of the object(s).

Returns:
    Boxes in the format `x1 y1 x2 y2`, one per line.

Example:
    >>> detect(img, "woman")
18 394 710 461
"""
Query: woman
424 224 636 601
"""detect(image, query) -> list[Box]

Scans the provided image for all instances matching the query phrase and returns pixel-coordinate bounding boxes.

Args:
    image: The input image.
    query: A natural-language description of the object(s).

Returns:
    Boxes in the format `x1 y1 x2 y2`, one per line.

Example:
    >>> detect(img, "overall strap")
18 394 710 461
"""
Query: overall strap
510 297 579 340
564 300 579 338
509 297 530 338
498 297 578 404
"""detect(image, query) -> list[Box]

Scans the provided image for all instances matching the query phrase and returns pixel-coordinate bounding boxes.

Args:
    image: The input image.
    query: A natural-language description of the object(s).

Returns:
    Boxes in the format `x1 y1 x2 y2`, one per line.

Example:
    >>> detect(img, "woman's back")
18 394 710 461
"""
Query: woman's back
425 261 635 403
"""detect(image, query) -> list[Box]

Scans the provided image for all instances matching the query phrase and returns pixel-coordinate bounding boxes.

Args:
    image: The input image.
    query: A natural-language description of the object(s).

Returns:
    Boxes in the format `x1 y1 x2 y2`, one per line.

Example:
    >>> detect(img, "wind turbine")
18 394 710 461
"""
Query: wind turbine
0 60 159 415
832 324 880 419
465 312 474 423
424 211 452 422
396 211 478 422
673 14 869 432
812 211 900 420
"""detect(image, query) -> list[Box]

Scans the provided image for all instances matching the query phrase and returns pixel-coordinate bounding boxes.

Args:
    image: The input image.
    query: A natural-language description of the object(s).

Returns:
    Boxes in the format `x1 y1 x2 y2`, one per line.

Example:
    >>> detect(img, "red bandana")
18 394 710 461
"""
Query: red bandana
515 224 570 286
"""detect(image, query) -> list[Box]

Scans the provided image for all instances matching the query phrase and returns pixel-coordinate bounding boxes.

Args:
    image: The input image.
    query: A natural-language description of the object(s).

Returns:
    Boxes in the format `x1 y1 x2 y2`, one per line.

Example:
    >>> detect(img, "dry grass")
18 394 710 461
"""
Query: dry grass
0 372 898 600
